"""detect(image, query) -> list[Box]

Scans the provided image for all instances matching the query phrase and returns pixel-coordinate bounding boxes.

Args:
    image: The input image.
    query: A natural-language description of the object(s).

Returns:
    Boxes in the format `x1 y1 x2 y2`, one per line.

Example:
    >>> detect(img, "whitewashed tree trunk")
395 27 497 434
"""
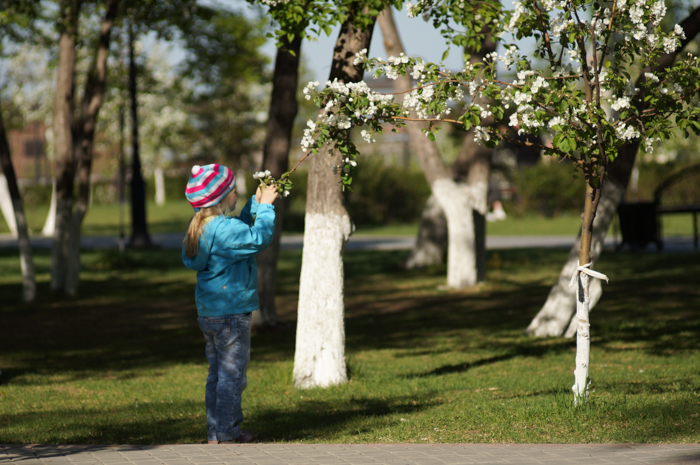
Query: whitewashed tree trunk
525 163 625 337
379 8 481 288
293 212 352 388
154 167 165 206
404 194 447 269
42 180 57 236
432 179 477 288
292 7 374 389
572 272 591 405
0 174 18 237
63 0 119 296
1 109 36 302
50 0 80 292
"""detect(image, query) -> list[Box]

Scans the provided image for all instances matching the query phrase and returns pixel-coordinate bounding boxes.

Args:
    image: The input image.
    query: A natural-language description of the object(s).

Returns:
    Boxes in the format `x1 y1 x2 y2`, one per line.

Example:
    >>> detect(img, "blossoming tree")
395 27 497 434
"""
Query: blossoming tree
525 1 700 338
295 0 700 401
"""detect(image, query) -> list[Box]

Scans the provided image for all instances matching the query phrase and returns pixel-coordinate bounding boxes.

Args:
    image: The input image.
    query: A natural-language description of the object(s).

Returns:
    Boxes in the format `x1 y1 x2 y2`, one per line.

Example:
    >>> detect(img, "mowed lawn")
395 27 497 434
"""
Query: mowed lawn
0 246 699 445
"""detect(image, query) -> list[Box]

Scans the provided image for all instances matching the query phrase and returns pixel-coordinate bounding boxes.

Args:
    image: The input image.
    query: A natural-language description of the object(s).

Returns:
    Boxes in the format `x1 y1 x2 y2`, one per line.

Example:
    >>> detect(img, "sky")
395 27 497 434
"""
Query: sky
279 6 466 82
216 1 468 82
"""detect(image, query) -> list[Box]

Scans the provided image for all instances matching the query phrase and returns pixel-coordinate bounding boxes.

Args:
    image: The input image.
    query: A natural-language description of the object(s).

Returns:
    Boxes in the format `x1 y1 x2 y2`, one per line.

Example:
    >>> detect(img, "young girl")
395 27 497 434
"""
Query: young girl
182 163 278 444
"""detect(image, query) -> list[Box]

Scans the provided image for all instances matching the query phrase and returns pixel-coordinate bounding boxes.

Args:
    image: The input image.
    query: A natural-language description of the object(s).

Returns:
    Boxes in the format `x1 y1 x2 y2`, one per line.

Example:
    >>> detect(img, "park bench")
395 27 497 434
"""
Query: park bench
654 163 700 249
617 164 700 250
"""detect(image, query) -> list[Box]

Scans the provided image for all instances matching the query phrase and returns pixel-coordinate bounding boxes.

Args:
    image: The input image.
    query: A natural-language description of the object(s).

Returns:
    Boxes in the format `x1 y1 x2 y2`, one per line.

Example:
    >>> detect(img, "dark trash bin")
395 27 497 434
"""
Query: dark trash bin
617 201 661 250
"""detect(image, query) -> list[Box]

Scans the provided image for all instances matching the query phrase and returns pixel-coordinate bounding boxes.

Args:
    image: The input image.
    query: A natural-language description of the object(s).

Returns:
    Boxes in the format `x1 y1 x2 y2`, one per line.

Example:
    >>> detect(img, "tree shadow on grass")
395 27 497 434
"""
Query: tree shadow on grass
250 392 441 442
0 393 440 445
404 339 573 379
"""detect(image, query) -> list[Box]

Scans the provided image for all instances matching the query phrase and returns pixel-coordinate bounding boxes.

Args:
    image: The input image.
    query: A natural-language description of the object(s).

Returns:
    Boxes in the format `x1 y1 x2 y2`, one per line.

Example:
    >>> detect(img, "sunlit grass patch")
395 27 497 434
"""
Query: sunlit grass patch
1 247 698 444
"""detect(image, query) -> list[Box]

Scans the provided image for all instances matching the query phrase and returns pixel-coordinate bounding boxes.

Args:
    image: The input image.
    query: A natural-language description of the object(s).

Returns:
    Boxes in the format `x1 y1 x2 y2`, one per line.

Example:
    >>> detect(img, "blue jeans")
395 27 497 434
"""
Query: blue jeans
198 313 252 442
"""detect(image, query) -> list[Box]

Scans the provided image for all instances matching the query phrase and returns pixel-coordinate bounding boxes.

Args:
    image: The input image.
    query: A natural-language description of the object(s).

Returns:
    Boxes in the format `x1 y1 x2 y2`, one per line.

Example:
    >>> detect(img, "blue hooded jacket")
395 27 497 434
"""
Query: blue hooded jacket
182 196 275 317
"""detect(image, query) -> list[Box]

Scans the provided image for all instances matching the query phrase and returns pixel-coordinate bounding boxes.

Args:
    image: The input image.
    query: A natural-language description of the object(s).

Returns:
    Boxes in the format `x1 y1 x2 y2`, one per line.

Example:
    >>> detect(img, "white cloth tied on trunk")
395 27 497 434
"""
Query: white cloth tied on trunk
569 261 609 289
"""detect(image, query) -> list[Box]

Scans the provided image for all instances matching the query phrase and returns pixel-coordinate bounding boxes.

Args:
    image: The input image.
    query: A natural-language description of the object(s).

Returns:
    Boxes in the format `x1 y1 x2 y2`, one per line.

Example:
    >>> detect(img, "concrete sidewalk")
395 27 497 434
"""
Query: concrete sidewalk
2 444 699 465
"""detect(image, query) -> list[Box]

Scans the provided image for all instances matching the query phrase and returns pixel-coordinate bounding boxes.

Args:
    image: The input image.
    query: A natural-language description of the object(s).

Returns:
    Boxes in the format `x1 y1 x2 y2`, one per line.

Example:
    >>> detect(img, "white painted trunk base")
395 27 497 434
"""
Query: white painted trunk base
42 181 57 237
432 179 477 289
293 212 352 389
155 167 165 206
0 174 18 237
572 272 591 405
525 180 624 337
404 194 447 269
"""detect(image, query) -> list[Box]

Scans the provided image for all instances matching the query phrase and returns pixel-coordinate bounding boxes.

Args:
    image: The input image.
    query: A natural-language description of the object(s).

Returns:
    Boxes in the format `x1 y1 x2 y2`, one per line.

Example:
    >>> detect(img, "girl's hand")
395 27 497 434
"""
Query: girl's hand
259 185 279 204
255 186 262 204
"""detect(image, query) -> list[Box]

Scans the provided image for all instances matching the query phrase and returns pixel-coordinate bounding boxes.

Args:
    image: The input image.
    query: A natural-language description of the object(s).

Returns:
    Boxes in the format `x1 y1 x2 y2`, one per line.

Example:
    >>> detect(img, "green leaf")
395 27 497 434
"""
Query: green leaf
441 49 450 61
427 132 436 141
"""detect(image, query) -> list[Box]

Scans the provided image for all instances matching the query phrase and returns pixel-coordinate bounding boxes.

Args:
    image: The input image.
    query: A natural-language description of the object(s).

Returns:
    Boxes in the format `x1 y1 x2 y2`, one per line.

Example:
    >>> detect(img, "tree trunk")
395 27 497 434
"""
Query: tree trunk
571 167 605 404
404 193 447 268
42 180 57 236
65 0 120 295
378 8 478 288
0 173 18 238
572 271 591 404
293 9 374 389
386 8 494 283
254 35 302 330
127 22 152 248
154 166 165 205
51 0 81 292
0 104 36 302
524 171 627 337
526 6 700 338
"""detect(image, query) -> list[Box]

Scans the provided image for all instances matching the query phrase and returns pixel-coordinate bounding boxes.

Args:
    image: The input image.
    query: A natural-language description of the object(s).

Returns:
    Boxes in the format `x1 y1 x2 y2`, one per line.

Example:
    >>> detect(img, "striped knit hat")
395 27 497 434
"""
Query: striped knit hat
185 164 236 211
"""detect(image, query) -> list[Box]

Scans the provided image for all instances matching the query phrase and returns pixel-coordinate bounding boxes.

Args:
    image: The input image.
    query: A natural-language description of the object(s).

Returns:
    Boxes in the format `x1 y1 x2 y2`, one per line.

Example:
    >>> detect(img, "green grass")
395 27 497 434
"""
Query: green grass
2 200 697 238
1 246 699 444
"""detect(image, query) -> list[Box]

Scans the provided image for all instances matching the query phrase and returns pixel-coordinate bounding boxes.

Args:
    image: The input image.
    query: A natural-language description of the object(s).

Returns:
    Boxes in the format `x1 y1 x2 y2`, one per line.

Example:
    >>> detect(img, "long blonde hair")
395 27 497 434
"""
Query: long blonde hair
184 202 231 258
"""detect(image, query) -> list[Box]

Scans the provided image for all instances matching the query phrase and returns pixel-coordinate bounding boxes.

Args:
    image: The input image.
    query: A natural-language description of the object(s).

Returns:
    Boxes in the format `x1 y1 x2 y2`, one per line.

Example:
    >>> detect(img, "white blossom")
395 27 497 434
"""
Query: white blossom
616 123 640 140
610 96 631 112
474 126 490 144
674 24 686 39
360 130 375 143
548 116 567 128
353 49 368 65
663 36 679 54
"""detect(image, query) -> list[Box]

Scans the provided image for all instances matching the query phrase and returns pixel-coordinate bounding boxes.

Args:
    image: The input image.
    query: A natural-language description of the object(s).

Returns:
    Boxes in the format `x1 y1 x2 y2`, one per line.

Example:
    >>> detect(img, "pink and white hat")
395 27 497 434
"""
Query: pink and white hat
185 164 235 211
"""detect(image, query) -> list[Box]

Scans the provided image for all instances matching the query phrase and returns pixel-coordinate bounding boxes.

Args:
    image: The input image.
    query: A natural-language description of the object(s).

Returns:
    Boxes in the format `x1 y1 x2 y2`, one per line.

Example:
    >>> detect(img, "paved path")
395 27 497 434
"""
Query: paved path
0 233 624 252
1 232 696 252
2 444 699 465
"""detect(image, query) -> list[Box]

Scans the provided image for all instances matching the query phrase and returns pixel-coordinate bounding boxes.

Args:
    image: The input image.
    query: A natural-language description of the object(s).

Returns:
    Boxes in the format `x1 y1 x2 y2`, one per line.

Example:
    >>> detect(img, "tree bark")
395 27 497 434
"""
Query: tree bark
392 10 495 283
404 194 447 269
51 0 81 292
0 104 36 302
379 8 495 288
525 6 700 338
0 173 18 238
571 173 604 404
65 0 120 295
254 35 302 330
524 142 636 337
127 21 152 248
293 8 374 389
42 180 57 236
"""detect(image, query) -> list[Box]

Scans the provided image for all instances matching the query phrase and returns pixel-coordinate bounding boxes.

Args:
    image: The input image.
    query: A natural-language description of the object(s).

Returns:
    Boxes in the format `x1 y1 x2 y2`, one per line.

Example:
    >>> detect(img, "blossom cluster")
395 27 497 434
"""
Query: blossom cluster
252 170 272 180
291 0 700 191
